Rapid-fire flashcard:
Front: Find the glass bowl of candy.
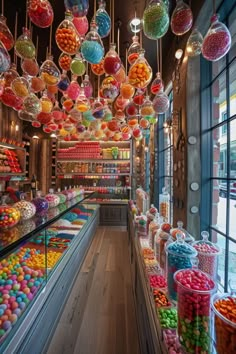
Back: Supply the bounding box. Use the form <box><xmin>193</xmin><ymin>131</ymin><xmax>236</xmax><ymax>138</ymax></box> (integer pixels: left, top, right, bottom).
<box><xmin>13</xmin><ymin>196</ymin><xmax>36</xmax><ymax>220</ymax></box>
<box><xmin>0</xmin><ymin>196</ymin><xmax>21</xmax><ymax>229</ymax></box>
<box><xmin>45</xmin><ymin>189</ymin><xmax>60</xmax><ymax>208</ymax></box>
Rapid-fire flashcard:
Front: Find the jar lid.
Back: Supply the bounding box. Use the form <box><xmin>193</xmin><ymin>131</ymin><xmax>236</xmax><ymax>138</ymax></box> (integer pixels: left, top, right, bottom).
<box><xmin>166</xmin><ymin>233</ymin><xmax>197</xmax><ymax>257</ymax></box>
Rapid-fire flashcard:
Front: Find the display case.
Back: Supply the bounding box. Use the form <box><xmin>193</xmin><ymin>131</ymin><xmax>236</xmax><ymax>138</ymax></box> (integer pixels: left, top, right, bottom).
<box><xmin>0</xmin><ymin>192</ymin><xmax>99</xmax><ymax>353</ymax></box>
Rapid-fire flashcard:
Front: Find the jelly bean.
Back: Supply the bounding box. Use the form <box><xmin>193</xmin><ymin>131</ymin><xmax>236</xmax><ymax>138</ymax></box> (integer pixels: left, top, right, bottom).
<box><xmin>158</xmin><ymin>308</ymin><xmax>177</xmax><ymax>329</ymax></box>
<box><xmin>153</xmin><ymin>289</ymin><xmax>171</xmax><ymax>308</ymax></box>
<box><xmin>56</xmin><ymin>26</ymin><xmax>80</xmax><ymax>55</ymax></box>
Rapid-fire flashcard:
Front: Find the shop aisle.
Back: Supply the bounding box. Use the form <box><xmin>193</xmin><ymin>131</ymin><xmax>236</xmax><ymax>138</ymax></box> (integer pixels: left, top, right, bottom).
<box><xmin>47</xmin><ymin>226</ymin><xmax>140</xmax><ymax>354</ymax></box>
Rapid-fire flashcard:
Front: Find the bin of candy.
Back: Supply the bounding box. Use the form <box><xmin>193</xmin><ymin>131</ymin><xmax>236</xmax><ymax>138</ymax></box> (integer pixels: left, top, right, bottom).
<box><xmin>153</xmin><ymin>289</ymin><xmax>171</xmax><ymax>308</ymax></box>
<box><xmin>174</xmin><ymin>268</ymin><xmax>216</xmax><ymax>354</ymax></box>
<box><xmin>157</xmin><ymin>307</ymin><xmax>178</xmax><ymax>329</ymax></box>
<box><xmin>45</xmin><ymin>189</ymin><xmax>60</xmax><ymax>208</ymax></box>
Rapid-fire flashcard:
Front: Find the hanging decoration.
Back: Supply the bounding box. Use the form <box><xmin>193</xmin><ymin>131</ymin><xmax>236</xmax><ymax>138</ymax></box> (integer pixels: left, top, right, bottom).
<box><xmin>151</xmin><ymin>41</ymin><xmax>164</xmax><ymax>95</ymax></box>
<box><xmin>27</xmin><ymin>0</ymin><xmax>54</xmax><ymax>28</ymax></box>
<box><xmin>58</xmin><ymin>52</ymin><xmax>72</xmax><ymax>72</ymax></box>
<box><xmin>80</xmin><ymin>20</ymin><xmax>104</xmax><ymax>64</ymax></box>
<box><xmin>57</xmin><ymin>72</ymin><xmax>70</xmax><ymax>92</ymax></box>
<box><xmin>39</xmin><ymin>56</ymin><xmax>61</xmax><ymax>85</ymax></box>
<box><xmin>153</xmin><ymin>88</ymin><xmax>170</xmax><ymax>113</ymax></box>
<box><xmin>0</xmin><ymin>14</ymin><xmax>14</xmax><ymax>50</ymax></box>
<box><xmin>0</xmin><ymin>40</ymin><xmax>10</xmax><ymax>72</ymax></box>
<box><xmin>104</xmin><ymin>43</ymin><xmax>121</xmax><ymax>75</ymax></box>
<box><xmin>96</xmin><ymin>0</ymin><xmax>111</xmax><ymax>38</ymax></box>
<box><xmin>23</xmin><ymin>93</ymin><xmax>42</xmax><ymax>115</ymax></box>
<box><xmin>202</xmin><ymin>13</ymin><xmax>231</xmax><ymax>62</ymax></box>
<box><xmin>140</xmin><ymin>95</ymin><xmax>155</xmax><ymax>118</ymax></box>
<box><xmin>100</xmin><ymin>75</ymin><xmax>119</xmax><ymax>100</ymax></box>
<box><xmin>128</xmin><ymin>49</ymin><xmax>152</xmax><ymax>89</ymax></box>
<box><xmin>64</xmin><ymin>0</ymin><xmax>89</xmax><ymax>17</ymax></box>
<box><xmin>11</xmin><ymin>76</ymin><xmax>29</xmax><ymax>98</ymax></box>
<box><xmin>82</xmin><ymin>74</ymin><xmax>93</xmax><ymax>98</ymax></box>
<box><xmin>120</xmin><ymin>81</ymin><xmax>135</xmax><ymax>99</ymax></box>
<box><xmin>171</xmin><ymin>0</ymin><xmax>193</xmax><ymax>36</ymax></box>
<box><xmin>15</xmin><ymin>28</ymin><xmax>36</xmax><ymax>59</ymax></box>
<box><xmin>73</xmin><ymin>16</ymin><xmax>89</xmax><ymax>36</ymax></box>
<box><xmin>67</xmin><ymin>77</ymin><xmax>81</xmax><ymax>100</ymax></box>
<box><xmin>91</xmin><ymin>59</ymin><xmax>105</xmax><ymax>76</ymax></box>
<box><xmin>186</xmin><ymin>28</ymin><xmax>203</xmax><ymax>57</ymax></box>
<box><xmin>55</xmin><ymin>11</ymin><xmax>81</xmax><ymax>55</ymax></box>
<box><xmin>143</xmin><ymin>0</ymin><xmax>169</xmax><ymax>40</ymax></box>
<box><xmin>70</xmin><ymin>53</ymin><xmax>86</xmax><ymax>75</ymax></box>
<box><xmin>21</xmin><ymin>58</ymin><xmax>39</xmax><ymax>77</ymax></box>
<box><xmin>127</xmin><ymin>35</ymin><xmax>141</xmax><ymax>65</ymax></box>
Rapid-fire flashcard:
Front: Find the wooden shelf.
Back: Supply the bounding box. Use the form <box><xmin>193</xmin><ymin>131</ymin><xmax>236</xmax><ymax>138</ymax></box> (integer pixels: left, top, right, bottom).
<box><xmin>0</xmin><ymin>142</ymin><xmax>25</xmax><ymax>151</ymax></box>
<box><xmin>57</xmin><ymin>173</ymin><xmax>131</xmax><ymax>177</ymax></box>
<box><xmin>57</xmin><ymin>159</ymin><xmax>130</xmax><ymax>162</ymax></box>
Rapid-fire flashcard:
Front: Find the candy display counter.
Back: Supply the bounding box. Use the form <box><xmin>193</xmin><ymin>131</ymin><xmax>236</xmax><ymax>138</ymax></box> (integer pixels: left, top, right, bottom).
<box><xmin>0</xmin><ymin>192</ymin><xmax>99</xmax><ymax>353</ymax></box>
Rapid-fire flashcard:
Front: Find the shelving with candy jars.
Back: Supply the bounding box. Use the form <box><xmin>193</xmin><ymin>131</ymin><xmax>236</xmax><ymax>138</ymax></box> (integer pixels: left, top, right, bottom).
<box><xmin>0</xmin><ymin>142</ymin><xmax>26</xmax><ymax>176</ymax></box>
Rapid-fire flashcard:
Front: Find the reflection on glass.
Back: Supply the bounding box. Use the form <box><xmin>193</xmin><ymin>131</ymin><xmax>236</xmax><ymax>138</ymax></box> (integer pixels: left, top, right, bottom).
<box><xmin>212</xmin><ymin>180</ymin><xmax>226</xmax><ymax>234</ymax></box>
<box><xmin>229</xmin><ymin>6</ymin><xmax>236</xmax><ymax>62</ymax></box>
<box><xmin>230</xmin><ymin>121</ymin><xmax>236</xmax><ymax>178</ymax></box>
<box><xmin>228</xmin><ymin>240</ymin><xmax>236</xmax><ymax>288</ymax></box>
<box><xmin>213</xmin><ymin>126</ymin><xmax>227</xmax><ymax>178</ymax></box>
<box><xmin>229</xmin><ymin>185</ymin><xmax>236</xmax><ymax>239</ymax></box>
<box><xmin>215</xmin><ymin>232</ymin><xmax>226</xmax><ymax>287</ymax></box>
<box><xmin>229</xmin><ymin>61</ymin><xmax>236</xmax><ymax>116</ymax></box>
<box><xmin>211</xmin><ymin>72</ymin><xmax>226</xmax><ymax>128</ymax></box>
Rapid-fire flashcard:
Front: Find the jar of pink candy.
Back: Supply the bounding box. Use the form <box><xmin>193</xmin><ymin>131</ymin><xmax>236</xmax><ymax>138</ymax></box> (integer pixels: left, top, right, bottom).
<box><xmin>45</xmin><ymin>189</ymin><xmax>60</xmax><ymax>208</ymax></box>
<box><xmin>193</xmin><ymin>231</ymin><xmax>221</xmax><ymax>280</ymax></box>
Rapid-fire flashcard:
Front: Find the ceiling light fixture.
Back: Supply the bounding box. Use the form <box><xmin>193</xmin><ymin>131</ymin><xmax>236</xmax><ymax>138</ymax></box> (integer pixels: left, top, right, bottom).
<box><xmin>50</xmin><ymin>133</ymin><xmax>57</xmax><ymax>138</ymax></box>
<box><xmin>32</xmin><ymin>135</ymin><xmax>40</xmax><ymax>139</ymax></box>
<box><xmin>129</xmin><ymin>12</ymin><xmax>142</xmax><ymax>33</ymax></box>
<box><xmin>175</xmin><ymin>49</ymin><xmax>183</xmax><ymax>60</ymax></box>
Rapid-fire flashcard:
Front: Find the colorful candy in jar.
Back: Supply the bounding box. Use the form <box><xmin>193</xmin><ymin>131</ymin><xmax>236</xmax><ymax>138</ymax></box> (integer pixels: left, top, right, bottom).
<box><xmin>133</xmin><ymin>127</ymin><xmax>143</xmax><ymax>140</ymax></box>
<box><xmin>128</xmin><ymin>49</ymin><xmax>152</xmax><ymax>89</ymax></box>
<box><xmin>56</xmin><ymin>193</ymin><xmax>67</xmax><ymax>204</ymax></box>
<box><xmin>57</xmin><ymin>73</ymin><xmax>70</xmax><ymax>92</ymax></box>
<box><xmin>0</xmin><ymin>40</ymin><xmax>11</xmax><ymax>73</ymax></box>
<box><xmin>67</xmin><ymin>79</ymin><xmax>80</xmax><ymax>101</ymax></box>
<box><xmin>133</xmin><ymin>89</ymin><xmax>145</xmax><ymax>105</ymax></box>
<box><xmin>70</xmin><ymin>54</ymin><xmax>86</xmax><ymax>76</ymax></box>
<box><xmin>37</xmin><ymin>112</ymin><xmax>52</xmax><ymax>124</ymax></box>
<box><xmin>202</xmin><ymin>14</ymin><xmax>231</xmax><ymax>61</ymax></box>
<box><xmin>126</xmin><ymin>102</ymin><xmax>138</xmax><ymax>117</ymax></box>
<box><xmin>166</xmin><ymin>234</ymin><xmax>197</xmax><ymax>301</ymax></box>
<box><xmin>73</xmin><ymin>16</ymin><xmax>88</xmax><ymax>36</ymax></box>
<box><xmin>61</xmin><ymin>97</ymin><xmax>74</xmax><ymax>112</ymax></box>
<box><xmin>64</xmin><ymin>0</ymin><xmax>89</xmax><ymax>17</ymax></box>
<box><xmin>113</xmin><ymin>65</ymin><xmax>126</xmax><ymax>83</ymax></box>
<box><xmin>1</xmin><ymin>87</ymin><xmax>23</xmax><ymax>109</ymax></box>
<box><xmin>15</xmin><ymin>28</ymin><xmax>36</xmax><ymax>59</ymax></box>
<box><xmin>158</xmin><ymin>308</ymin><xmax>177</xmax><ymax>329</ymax></box>
<box><xmin>18</xmin><ymin>110</ymin><xmax>36</xmax><ymax>122</ymax></box>
<box><xmin>13</xmin><ymin>198</ymin><xmax>36</xmax><ymax>220</ymax></box>
<box><xmin>91</xmin><ymin>59</ymin><xmax>105</xmax><ymax>76</ymax></box>
<box><xmin>0</xmin><ymin>15</ymin><xmax>14</xmax><ymax>50</ymax></box>
<box><xmin>82</xmin><ymin>75</ymin><xmax>93</xmax><ymax>98</ymax></box>
<box><xmin>174</xmin><ymin>268</ymin><xmax>216</xmax><ymax>354</ymax></box>
<box><xmin>39</xmin><ymin>56</ymin><xmax>61</xmax><ymax>85</ymax></box>
<box><xmin>96</xmin><ymin>0</ymin><xmax>111</xmax><ymax>38</ymax></box>
<box><xmin>23</xmin><ymin>93</ymin><xmax>42</xmax><ymax>115</ymax></box>
<box><xmin>171</xmin><ymin>0</ymin><xmax>193</xmax><ymax>36</ymax></box>
<box><xmin>153</xmin><ymin>289</ymin><xmax>171</xmax><ymax>308</ymax></box>
<box><xmin>3</xmin><ymin>65</ymin><xmax>19</xmax><ymax>87</ymax></box>
<box><xmin>103</xmin><ymin>43</ymin><xmax>121</xmax><ymax>75</ymax></box>
<box><xmin>56</xmin><ymin>12</ymin><xmax>81</xmax><ymax>56</ymax></box>
<box><xmin>58</xmin><ymin>53</ymin><xmax>72</xmax><ymax>72</ymax></box>
<box><xmin>75</xmin><ymin>87</ymin><xmax>90</xmax><ymax>112</ymax></box>
<box><xmin>153</xmin><ymin>89</ymin><xmax>170</xmax><ymax>114</ymax></box>
<box><xmin>100</xmin><ymin>76</ymin><xmax>119</xmax><ymax>100</ymax></box>
<box><xmin>11</xmin><ymin>77</ymin><xmax>29</xmax><ymax>98</ymax></box>
<box><xmin>115</xmin><ymin>95</ymin><xmax>129</xmax><ymax>111</ymax></box>
<box><xmin>193</xmin><ymin>231</ymin><xmax>221</xmax><ymax>279</ymax></box>
<box><xmin>140</xmin><ymin>96</ymin><xmax>155</xmax><ymax>117</ymax></box>
<box><xmin>0</xmin><ymin>197</ymin><xmax>21</xmax><ymax>229</ymax></box>
<box><xmin>40</xmin><ymin>95</ymin><xmax>53</xmax><ymax>113</ymax></box>
<box><xmin>212</xmin><ymin>294</ymin><xmax>236</xmax><ymax>354</ymax></box>
<box><xmin>80</xmin><ymin>20</ymin><xmax>104</xmax><ymax>64</ymax></box>
<box><xmin>27</xmin><ymin>0</ymin><xmax>54</xmax><ymax>28</ymax></box>
<box><xmin>21</xmin><ymin>58</ymin><xmax>39</xmax><ymax>77</ymax></box>
<box><xmin>31</xmin><ymin>192</ymin><xmax>49</xmax><ymax>214</ymax></box>
<box><xmin>143</xmin><ymin>0</ymin><xmax>170</xmax><ymax>40</ymax></box>
<box><xmin>115</xmin><ymin>109</ymin><xmax>126</xmax><ymax>122</ymax></box>
<box><xmin>45</xmin><ymin>189</ymin><xmax>60</xmax><ymax>208</ymax></box>
<box><xmin>127</xmin><ymin>35</ymin><xmax>141</xmax><ymax>65</ymax></box>
<box><xmin>151</xmin><ymin>72</ymin><xmax>164</xmax><ymax>95</ymax></box>
<box><xmin>92</xmin><ymin>99</ymin><xmax>104</xmax><ymax>119</ymax></box>
<box><xmin>31</xmin><ymin>77</ymin><xmax>46</xmax><ymax>93</ymax></box>
<box><xmin>120</xmin><ymin>81</ymin><xmax>135</xmax><ymax>99</ymax></box>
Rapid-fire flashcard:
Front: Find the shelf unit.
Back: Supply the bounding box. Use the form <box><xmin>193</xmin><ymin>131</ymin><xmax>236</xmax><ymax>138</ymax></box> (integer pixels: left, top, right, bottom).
<box><xmin>0</xmin><ymin>142</ymin><xmax>26</xmax><ymax>185</ymax></box>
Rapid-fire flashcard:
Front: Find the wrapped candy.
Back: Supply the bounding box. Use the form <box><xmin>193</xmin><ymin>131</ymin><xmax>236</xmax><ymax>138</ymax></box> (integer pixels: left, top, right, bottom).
<box><xmin>39</xmin><ymin>56</ymin><xmax>61</xmax><ymax>85</ymax></box>
<box><xmin>202</xmin><ymin>14</ymin><xmax>231</xmax><ymax>62</ymax></box>
<box><xmin>186</xmin><ymin>28</ymin><xmax>203</xmax><ymax>57</ymax></box>
<box><xmin>23</xmin><ymin>93</ymin><xmax>42</xmax><ymax>115</ymax></box>
<box><xmin>11</xmin><ymin>76</ymin><xmax>29</xmax><ymax>98</ymax></box>
<box><xmin>56</xmin><ymin>11</ymin><xmax>81</xmax><ymax>55</ymax></box>
<box><xmin>96</xmin><ymin>0</ymin><xmax>111</xmax><ymax>38</ymax></box>
<box><xmin>27</xmin><ymin>0</ymin><xmax>54</xmax><ymax>28</ymax></box>
<box><xmin>143</xmin><ymin>0</ymin><xmax>169</xmax><ymax>40</ymax></box>
<box><xmin>120</xmin><ymin>81</ymin><xmax>135</xmax><ymax>99</ymax></box>
<box><xmin>153</xmin><ymin>89</ymin><xmax>170</xmax><ymax>114</ymax></box>
<box><xmin>127</xmin><ymin>36</ymin><xmax>141</xmax><ymax>65</ymax></box>
<box><xmin>171</xmin><ymin>0</ymin><xmax>193</xmax><ymax>36</ymax></box>
<box><xmin>0</xmin><ymin>15</ymin><xmax>14</xmax><ymax>50</ymax></box>
<box><xmin>70</xmin><ymin>53</ymin><xmax>86</xmax><ymax>76</ymax></box>
<box><xmin>67</xmin><ymin>78</ymin><xmax>80</xmax><ymax>100</ymax></box>
<box><xmin>0</xmin><ymin>41</ymin><xmax>11</xmax><ymax>73</ymax></box>
<box><xmin>91</xmin><ymin>59</ymin><xmax>105</xmax><ymax>76</ymax></box>
<box><xmin>73</xmin><ymin>16</ymin><xmax>89</xmax><ymax>36</ymax></box>
<box><xmin>128</xmin><ymin>49</ymin><xmax>152</xmax><ymax>89</ymax></box>
<box><xmin>80</xmin><ymin>20</ymin><xmax>104</xmax><ymax>64</ymax></box>
<box><xmin>15</xmin><ymin>27</ymin><xmax>36</xmax><ymax>59</ymax></box>
<box><xmin>151</xmin><ymin>72</ymin><xmax>164</xmax><ymax>95</ymax></box>
<box><xmin>64</xmin><ymin>0</ymin><xmax>89</xmax><ymax>17</ymax></box>
<box><xmin>21</xmin><ymin>58</ymin><xmax>39</xmax><ymax>77</ymax></box>
<box><xmin>82</xmin><ymin>74</ymin><xmax>93</xmax><ymax>98</ymax></box>
<box><xmin>57</xmin><ymin>72</ymin><xmax>70</xmax><ymax>92</ymax></box>
<box><xmin>58</xmin><ymin>52</ymin><xmax>72</xmax><ymax>71</ymax></box>
<box><xmin>104</xmin><ymin>43</ymin><xmax>121</xmax><ymax>75</ymax></box>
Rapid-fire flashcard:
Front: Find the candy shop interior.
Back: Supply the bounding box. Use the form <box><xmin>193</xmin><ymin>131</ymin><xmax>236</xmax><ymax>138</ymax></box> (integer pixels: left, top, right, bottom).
<box><xmin>0</xmin><ymin>0</ymin><xmax>235</xmax><ymax>353</ymax></box>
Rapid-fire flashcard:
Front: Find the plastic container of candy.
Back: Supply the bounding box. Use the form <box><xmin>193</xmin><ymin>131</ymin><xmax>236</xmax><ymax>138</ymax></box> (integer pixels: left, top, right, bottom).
<box><xmin>157</xmin><ymin>307</ymin><xmax>178</xmax><ymax>329</ymax></box>
<box><xmin>80</xmin><ymin>20</ymin><xmax>104</xmax><ymax>64</ymax></box>
<box><xmin>95</xmin><ymin>0</ymin><xmax>111</xmax><ymax>38</ymax></box>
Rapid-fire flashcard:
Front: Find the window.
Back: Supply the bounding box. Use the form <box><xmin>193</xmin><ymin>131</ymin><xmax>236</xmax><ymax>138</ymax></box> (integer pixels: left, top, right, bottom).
<box><xmin>201</xmin><ymin>1</ymin><xmax>236</xmax><ymax>292</ymax></box>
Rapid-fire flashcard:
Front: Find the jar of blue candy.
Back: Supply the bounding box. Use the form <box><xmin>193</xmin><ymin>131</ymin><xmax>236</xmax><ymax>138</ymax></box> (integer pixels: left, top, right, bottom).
<box><xmin>96</xmin><ymin>0</ymin><xmax>111</xmax><ymax>38</ymax></box>
<box><xmin>166</xmin><ymin>233</ymin><xmax>197</xmax><ymax>301</ymax></box>
<box><xmin>31</xmin><ymin>191</ymin><xmax>49</xmax><ymax>215</ymax></box>
<box><xmin>80</xmin><ymin>20</ymin><xmax>104</xmax><ymax>64</ymax></box>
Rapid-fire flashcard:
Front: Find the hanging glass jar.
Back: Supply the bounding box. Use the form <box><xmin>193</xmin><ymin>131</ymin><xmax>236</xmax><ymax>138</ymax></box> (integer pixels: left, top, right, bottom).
<box><xmin>56</xmin><ymin>11</ymin><xmax>81</xmax><ymax>55</ymax></box>
<box><xmin>104</xmin><ymin>43</ymin><xmax>121</xmax><ymax>75</ymax></box>
<box><xmin>186</xmin><ymin>28</ymin><xmax>203</xmax><ymax>57</ymax></box>
<box><xmin>21</xmin><ymin>58</ymin><xmax>39</xmax><ymax>77</ymax></box>
<box><xmin>11</xmin><ymin>76</ymin><xmax>29</xmax><ymax>98</ymax></box>
<box><xmin>37</xmin><ymin>111</ymin><xmax>52</xmax><ymax>124</ymax></box>
<box><xmin>0</xmin><ymin>15</ymin><xmax>14</xmax><ymax>50</ymax></box>
<box><xmin>18</xmin><ymin>110</ymin><xmax>36</xmax><ymax>122</ymax></box>
<box><xmin>151</xmin><ymin>72</ymin><xmax>164</xmax><ymax>95</ymax></box>
<box><xmin>39</xmin><ymin>55</ymin><xmax>61</xmax><ymax>85</ymax></box>
<box><xmin>127</xmin><ymin>35</ymin><xmax>141</xmax><ymax>65</ymax></box>
<box><xmin>153</xmin><ymin>88</ymin><xmax>170</xmax><ymax>114</ymax></box>
<box><xmin>73</xmin><ymin>16</ymin><xmax>89</xmax><ymax>36</ymax></box>
<box><xmin>15</xmin><ymin>27</ymin><xmax>36</xmax><ymax>59</ymax></box>
<box><xmin>80</xmin><ymin>20</ymin><xmax>104</xmax><ymax>64</ymax></box>
<box><xmin>92</xmin><ymin>98</ymin><xmax>104</xmax><ymax>119</ymax></box>
<box><xmin>82</xmin><ymin>74</ymin><xmax>93</xmax><ymax>98</ymax></box>
<box><xmin>31</xmin><ymin>77</ymin><xmax>46</xmax><ymax>93</ymax></box>
<box><xmin>113</xmin><ymin>65</ymin><xmax>126</xmax><ymax>83</ymax></box>
<box><xmin>23</xmin><ymin>93</ymin><xmax>42</xmax><ymax>115</ymax></box>
<box><xmin>202</xmin><ymin>14</ymin><xmax>231</xmax><ymax>62</ymax></box>
<box><xmin>143</xmin><ymin>0</ymin><xmax>169</xmax><ymax>40</ymax></box>
<box><xmin>100</xmin><ymin>75</ymin><xmax>119</xmax><ymax>100</ymax></box>
<box><xmin>40</xmin><ymin>92</ymin><xmax>53</xmax><ymax>113</ymax></box>
<box><xmin>57</xmin><ymin>72</ymin><xmax>70</xmax><ymax>92</ymax></box>
<box><xmin>75</xmin><ymin>85</ymin><xmax>90</xmax><ymax>112</ymax></box>
<box><xmin>27</xmin><ymin>0</ymin><xmax>54</xmax><ymax>28</ymax></box>
<box><xmin>133</xmin><ymin>88</ymin><xmax>145</xmax><ymax>105</ymax></box>
<box><xmin>128</xmin><ymin>49</ymin><xmax>152</xmax><ymax>89</ymax></box>
<box><xmin>140</xmin><ymin>95</ymin><xmax>155</xmax><ymax>118</ymax></box>
<box><xmin>91</xmin><ymin>58</ymin><xmax>105</xmax><ymax>76</ymax></box>
<box><xmin>126</xmin><ymin>102</ymin><xmax>138</xmax><ymax>117</ymax></box>
<box><xmin>67</xmin><ymin>77</ymin><xmax>80</xmax><ymax>100</ymax></box>
<box><xmin>1</xmin><ymin>87</ymin><xmax>23</xmax><ymax>109</ymax></box>
<box><xmin>96</xmin><ymin>0</ymin><xmax>111</xmax><ymax>38</ymax></box>
<box><xmin>70</xmin><ymin>53</ymin><xmax>86</xmax><ymax>76</ymax></box>
<box><xmin>64</xmin><ymin>0</ymin><xmax>89</xmax><ymax>17</ymax></box>
<box><xmin>171</xmin><ymin>0</ymin><xmax>193</xmax><ymax>36</ymax></box>
<box><xmin>120</xmin><ymin>81</ymin><xmax>135</xmax><ymax>99</ymax></box>
<box><xmin>3</xmin><ymin>64</ymin><xmax>19</xmax><ymax>87</ymax></box>
<box><xmin>115</xmin><ymin>95</ymin><xmax>129</xmax><ymax>111</ymax></box>
<box><xmin>0</xmin><ymin>40</ymin><xmax>11</xmax><ymax>73</ymax></box>
<box><xmin>58</xmin><ymin>52</ymin><xmax>72</xmax><ymax>72</ymax></box>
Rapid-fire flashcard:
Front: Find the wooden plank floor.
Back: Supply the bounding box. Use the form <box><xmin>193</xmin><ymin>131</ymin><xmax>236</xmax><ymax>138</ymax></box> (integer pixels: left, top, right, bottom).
<box><xmin>47</xmin><ymin>226</ymin><xmax>140</xmax><ymax>354</ymax></box>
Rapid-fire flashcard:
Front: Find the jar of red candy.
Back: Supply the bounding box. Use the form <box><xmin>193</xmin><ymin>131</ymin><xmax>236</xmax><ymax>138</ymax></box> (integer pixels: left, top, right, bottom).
<box><xmin>171</xmin><ymin>0</ymin><xmax>193</xmax><ymax>36</ymax></box>
<box><xmin>27</xmin><ymin>0</ymin><xmax>54</xmax><ymax>28</ymax></box>
<box><xmin>193</xmin><ymin>231</ymin><xmax>221</xmax><ymax>280</ymax></box>
<box><xmin>151</xmin><ymin>72</ymin><xmax>164</xmax><ymax>95</ymax></box>
<box><xmin>0</xmin><ymin>14</ymin><xmax>14</xmax><ymax>50</ymax></box>
<box><xmin>127</xmin><ymin>35</ymin><xmax>141</xmax><ymax>65</ymax></box>
<box><xmin>0</xmin><ymin>196</ymin><xmax>21</xmax><ymax>229</ymax></box>
<box><xmin>212</xmin><ymin>290</ymin><xmax>236</xmax><ymax>354</ymax></box>
<box><xmin>55</xmin><ymin>11</ymin><xmax>81</xmax><ymax>55</ymax></box>
<box><xmin>174</xmin><ymin>268</ymin><xmax>216</xmax><ymax>354</ymax></box>
<box><xmin>153</xmin><ymin>89</ymin><xmax>170</xmax><ymax>114</ymax></box>
<box><xmin>128</xmin><ymin>49</ymin><xmax>152</xmax><ymax>89</ymax></box>
<box><xmin>104</xmin><ymin>43</ymin><xmax>121</xmax><ymax>76</ymax></box>
<box><xmin>202</xmin><ymin>13</ymin><xmax>231</xmax><ymax>62</ymax></box>
<box><xmin>21</xmin><ymin>58</ymin><xmax>39</xmax><ymax>77</ymax></box>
